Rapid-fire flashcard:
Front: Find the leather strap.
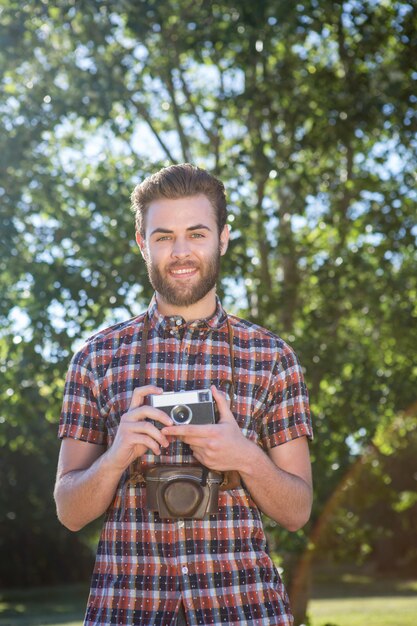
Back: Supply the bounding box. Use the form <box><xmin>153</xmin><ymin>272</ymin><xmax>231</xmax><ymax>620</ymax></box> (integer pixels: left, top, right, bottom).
<box><xmin>139</xmin><ymin>313</ymin><xmax>150</xmax><ymax>388</ymax></box>
<box><xmin>176</xmin><ymin>602</ymin><xmax>187</xmax><ymax>626</ymax></box>
<box><xmin>139</xmin><ymin>313</ymin><xmax>236</xmax><ymax>404</ymax></box>
<box><xmin>136</xmin><ymin>310</ymin><xmax>241</xmax><ymax>491</ymax></box>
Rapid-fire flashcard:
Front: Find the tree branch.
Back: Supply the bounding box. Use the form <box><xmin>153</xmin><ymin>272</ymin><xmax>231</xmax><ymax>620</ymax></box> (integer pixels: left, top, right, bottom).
<box><xmin>130</xmin><ymin>98</ymin><xmax>177</xmax><ymax>163</ymax></box>
<box><xmin>165</xmin><ymin>67</ymin><xmax>192</xmax><ymax>163</ymax></box>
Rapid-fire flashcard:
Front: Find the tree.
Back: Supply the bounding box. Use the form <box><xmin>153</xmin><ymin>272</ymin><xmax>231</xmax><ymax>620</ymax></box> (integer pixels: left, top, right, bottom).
<box><xmin>1</xmin><ymin>0</ymin><xmax>416</xmax><ymax>619</ymax></box>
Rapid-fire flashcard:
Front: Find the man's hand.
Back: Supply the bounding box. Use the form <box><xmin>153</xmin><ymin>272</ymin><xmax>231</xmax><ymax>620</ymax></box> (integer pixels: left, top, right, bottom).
<box><xmin>107</xmin><ymin>385</ymin><xmax>173</xmax><ymax>472</ymax></box>
<box><xmin>54</xmin><ymin>385</ymin><xmax>173</xmax><ymax>532</ymax></box>
<box><xmin>161</xmin><ymin>385</ymin><xmax>253</xmax><ymax>472</ymax></box>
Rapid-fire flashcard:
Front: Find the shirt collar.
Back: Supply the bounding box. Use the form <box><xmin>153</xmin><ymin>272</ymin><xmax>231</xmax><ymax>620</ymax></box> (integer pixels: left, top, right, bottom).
<box><xmin>147</xmin><ymin>293</ymin><xmax>227</xmax><ymax>338</ymax></box>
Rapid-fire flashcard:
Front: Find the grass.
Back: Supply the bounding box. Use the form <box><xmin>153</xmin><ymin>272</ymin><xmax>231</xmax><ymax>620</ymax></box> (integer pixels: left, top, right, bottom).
<box><xmin>0</xmin><ymin>573</ymin><xmax>416</xmax><ymax>625</ymax></box>
<box><xmin>0</xmin><ymin>585</ymin><xmax>87</xmax><ymax>626</ymax></box>
<box><xmin>309</xmin><ymin>570</ymin><xmax>417</xmax><ymax>626</ymax></box>
<box><xmin>310</xmin><ymin>595</ymin><xmax>417</xmax><ymax>626</ymax></box>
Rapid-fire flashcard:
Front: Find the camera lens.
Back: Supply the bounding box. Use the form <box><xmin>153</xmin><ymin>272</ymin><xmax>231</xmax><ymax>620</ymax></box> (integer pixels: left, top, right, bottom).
<box><xmin>171</xmin><ymin>404</ymin><xmax>192</xmax><ymax>425</ymax></box>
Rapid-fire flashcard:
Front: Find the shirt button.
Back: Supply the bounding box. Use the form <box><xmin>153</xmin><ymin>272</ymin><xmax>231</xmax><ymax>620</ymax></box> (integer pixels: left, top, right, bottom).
<box><xmin>182</xmin><ymin>566</ymin><xmax>189</xmax><ymax>575</ymax></box>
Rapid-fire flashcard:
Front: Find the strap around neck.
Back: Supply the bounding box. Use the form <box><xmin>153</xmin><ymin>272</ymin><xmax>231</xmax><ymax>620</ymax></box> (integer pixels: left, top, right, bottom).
<box><xmin>139</xmin><ymin>313</ymin><xmax>236</xmax><ymax>410</ymax></box>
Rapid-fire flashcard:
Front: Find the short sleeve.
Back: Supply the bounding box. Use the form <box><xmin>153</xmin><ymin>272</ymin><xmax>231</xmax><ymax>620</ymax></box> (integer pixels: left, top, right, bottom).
<box><xmin>58</xmin><ymin>344</ymin><xmax>107</xmax><ymax>446</ymax></box>
<box><xmin>259</xmin><ymin>344</ymin><xmax>313</xmax><ymax>449</ymax></box>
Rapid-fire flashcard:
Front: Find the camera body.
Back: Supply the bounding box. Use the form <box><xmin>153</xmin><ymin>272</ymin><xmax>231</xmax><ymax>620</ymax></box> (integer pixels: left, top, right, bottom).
<box><xmin>148</xmin><ymin>388</ymin><xmax>216</xmax><ymax>427</ymax></box>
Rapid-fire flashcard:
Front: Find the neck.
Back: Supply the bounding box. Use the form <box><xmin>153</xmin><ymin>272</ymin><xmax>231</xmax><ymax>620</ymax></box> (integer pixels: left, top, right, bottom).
<box><xmin>155</xmin><ymin>289</ymin><xmax>217</xmax><ymax>322</ymax></box>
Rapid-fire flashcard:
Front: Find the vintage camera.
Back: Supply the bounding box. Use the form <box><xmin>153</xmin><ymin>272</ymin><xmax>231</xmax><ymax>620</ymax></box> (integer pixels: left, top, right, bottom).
<box><xmin>145</xmin><ymin>389</ymin><xmax>220</xmax><ymax>518</ymax></box>
<box><xmin>148</xmin><ymin>388</ymin><xmax>216</xmax><ymax>428</ymax></box>
<box><xmin>145</xmin><ymin>464</ymin><xmax>223</xmax><ymax>519</ymax></box>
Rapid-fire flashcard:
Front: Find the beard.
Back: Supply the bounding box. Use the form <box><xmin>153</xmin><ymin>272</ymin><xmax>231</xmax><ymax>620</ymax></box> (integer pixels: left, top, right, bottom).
<box><xmin>145</xmin><ymin>246</ymin><xmax>221</xmax><ymax>308</ymax></box>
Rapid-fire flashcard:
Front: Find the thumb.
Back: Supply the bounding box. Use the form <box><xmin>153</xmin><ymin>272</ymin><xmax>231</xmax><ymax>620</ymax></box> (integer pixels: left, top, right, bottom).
<box><xmin>211</xmin><ymin>385</ymin><xmax>234</xmax><ymax>422</ymax></box>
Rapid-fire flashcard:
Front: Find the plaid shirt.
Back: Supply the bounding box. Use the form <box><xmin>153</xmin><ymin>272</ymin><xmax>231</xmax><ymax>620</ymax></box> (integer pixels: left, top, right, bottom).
<box><xmin>59</xmin><ymin>295</ymin><xmax>312</xmax><ymax>626</ymax></box>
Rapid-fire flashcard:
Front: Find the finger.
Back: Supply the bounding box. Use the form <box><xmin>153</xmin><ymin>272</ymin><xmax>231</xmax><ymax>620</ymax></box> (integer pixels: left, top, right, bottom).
<box><xmin>161</xmin><ymin>424</ymin><xmax>213</xmax><ymax>438</ymax></box>
<box><xmin>188</xmin><ymin>442</ymin><xmax>207</xmax><ymax>456</ymax></box>
<box><xmin>132</xmin><ymin>434</ymin><xmax>163</xmax><ymax>456</ymax></box>
<box><xmin>124</xmin><ymin>420</ymin><xmax>171</xmax><ymax>449</ymax></box>
<box><xmin>151</xmin><ymin>409</ymin><xmax>174</xmax><ymax>429</ymax></box>
<box><xmin>211</xmin><ymin>385</ymin><xmax>234</xmax><ymax>422</ymax></box>
<box><xmin>123</xmin><ymin>405</ymin><xmax>172</xmax><ymax>427</ymax></box>
<box><xmin>128</xmin><ymin>385</ymin><xmax>163</xmax><ymax>411</ymax></box>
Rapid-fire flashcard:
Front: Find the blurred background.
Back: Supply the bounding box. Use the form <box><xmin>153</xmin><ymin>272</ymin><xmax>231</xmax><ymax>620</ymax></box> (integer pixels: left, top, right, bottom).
<box><xmin>1</xmin><ymin>1</ymin><xmax>416</xmax><ymax>625</ymax></box>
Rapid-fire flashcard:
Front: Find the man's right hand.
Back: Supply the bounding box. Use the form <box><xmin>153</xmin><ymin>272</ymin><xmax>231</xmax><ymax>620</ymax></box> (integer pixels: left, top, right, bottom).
<box><xmin>54</xmin><ymin>385</ymin><xmax>173</xmax><ymax>531</ymax></box>
<box><xmin>107</xmin><ymin>385</ymin><xmax>173</xmax><ymax>472</ymax></box>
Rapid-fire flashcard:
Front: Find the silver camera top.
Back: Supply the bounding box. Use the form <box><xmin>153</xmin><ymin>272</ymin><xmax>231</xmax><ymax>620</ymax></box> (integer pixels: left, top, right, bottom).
<box><xmin>149</xmin><ymin>389</ymin><xmax>212</xmax><ymax>407</ymax></box>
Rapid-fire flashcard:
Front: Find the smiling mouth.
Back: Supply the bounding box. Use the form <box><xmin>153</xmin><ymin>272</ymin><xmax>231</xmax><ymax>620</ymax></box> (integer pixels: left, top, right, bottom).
<box><xmin>169</xmin><ymin>266</ymin><xmax>198</xmax><ymax>277</ymax></box>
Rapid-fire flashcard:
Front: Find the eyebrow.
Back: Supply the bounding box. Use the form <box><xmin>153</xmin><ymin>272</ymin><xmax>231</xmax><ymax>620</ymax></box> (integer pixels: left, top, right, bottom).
<box><xmin>150</xmin><ymin>224</ymin><xmax>212</xmax><ymax>236</ymax></box>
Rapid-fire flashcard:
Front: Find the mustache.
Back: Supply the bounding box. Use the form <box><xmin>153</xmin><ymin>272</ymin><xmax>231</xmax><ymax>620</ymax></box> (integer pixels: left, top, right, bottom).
<box><xmin>167</xmin><ymin>261</ymin><xmax>199</xmax><ymax>271</ymax></box>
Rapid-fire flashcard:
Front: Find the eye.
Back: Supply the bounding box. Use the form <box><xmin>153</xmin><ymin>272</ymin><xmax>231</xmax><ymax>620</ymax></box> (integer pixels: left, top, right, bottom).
<box><xmin>191</xmin><ymin>232</ymin><xmax>205</xmax><ymax>238</ymax></box>
<box><xmin>156</xmin><ymin>235</ymin><xmax>172</xmax><ymax>241</ymax></box>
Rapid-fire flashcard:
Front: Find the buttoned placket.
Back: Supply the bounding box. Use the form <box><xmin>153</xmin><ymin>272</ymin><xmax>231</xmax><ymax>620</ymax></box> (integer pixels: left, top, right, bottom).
<box><xmin>174</xmin><ymin>517</ymin><xmax>199</xmax><ymax>615</ymax></box>
<box><xmin>169</xmin><ymin>321</ymin><xmax>208</xmax><ymax>618</ymax></box>
<box><xmin>166</xmin><ymin>319</ymin><xmax>209</xmax><ymax>389</ymax></box>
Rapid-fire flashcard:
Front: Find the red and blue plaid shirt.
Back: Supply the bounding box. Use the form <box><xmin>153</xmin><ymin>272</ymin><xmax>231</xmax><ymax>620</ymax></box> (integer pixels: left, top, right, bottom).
<box><xmin>59</xmin><ymin>295</ymin><xmax>312</xmax><ymax>625</ymax></box>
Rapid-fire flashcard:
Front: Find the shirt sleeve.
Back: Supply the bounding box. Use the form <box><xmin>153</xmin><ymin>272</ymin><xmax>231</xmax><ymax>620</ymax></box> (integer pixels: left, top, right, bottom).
<box><xmin>259</xmin><ymin>342</ymin><xmax>313</xmax><ymax>449</ymax></box>
<box><xmin>58</xmin><ymin>343</ymin><xmax>107</xmax><ymax>446</ymax></box>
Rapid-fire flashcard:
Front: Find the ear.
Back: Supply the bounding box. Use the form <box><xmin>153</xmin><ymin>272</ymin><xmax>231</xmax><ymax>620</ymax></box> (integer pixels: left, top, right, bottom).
<box><xmin>219</xmin><ymin>224</ymin><xmax>230</xmax><ymax>256</ymax></box>
<box><xmin>135</xmin><ymin>231</ymin><xmax>148</xmax><ymax>260</ymax></box>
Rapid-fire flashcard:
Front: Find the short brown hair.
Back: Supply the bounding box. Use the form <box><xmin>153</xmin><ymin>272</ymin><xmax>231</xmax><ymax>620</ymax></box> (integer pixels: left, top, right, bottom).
<box><xmin>131</xmin><ymin>163</ymin><xmax>227</xmax><ymax>236</ymax></box>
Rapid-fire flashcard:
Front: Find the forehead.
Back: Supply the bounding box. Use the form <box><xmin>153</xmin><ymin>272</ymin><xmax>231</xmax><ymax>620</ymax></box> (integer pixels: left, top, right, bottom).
<box><xmin>145</xmin><ymin>195</ymin><xmax>217</xmax><ymax>234</ymax></box>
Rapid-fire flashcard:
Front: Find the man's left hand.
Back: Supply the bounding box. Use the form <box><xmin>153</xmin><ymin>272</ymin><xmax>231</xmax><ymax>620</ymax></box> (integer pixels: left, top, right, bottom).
<box><xmin>161</xmin><ymin>385</ymin><xmax>253</xmax><ymax>472</ymax></box>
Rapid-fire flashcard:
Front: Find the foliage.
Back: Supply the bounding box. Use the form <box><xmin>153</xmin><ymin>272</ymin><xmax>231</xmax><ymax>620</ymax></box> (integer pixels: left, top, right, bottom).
<box><xmin>313</xmin><ymin>411</ymin><xmax>417</xmax><ymax>575</ymax></box>
<box><xmin>1</xmin><ymin>0</ymin><xmax>416</xmax><ymax>590</ymax></box>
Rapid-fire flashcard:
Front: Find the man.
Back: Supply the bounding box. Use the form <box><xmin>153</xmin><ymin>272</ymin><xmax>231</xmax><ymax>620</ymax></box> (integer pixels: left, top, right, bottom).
<box><xmin>54</xmin><ymin>163</ymin><xmax>313</xmax><ymax>626</ymax></box>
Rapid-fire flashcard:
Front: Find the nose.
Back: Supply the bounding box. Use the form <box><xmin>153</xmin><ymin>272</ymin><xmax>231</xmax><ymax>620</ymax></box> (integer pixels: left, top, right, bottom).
<box><xmin>171</xmin><ymin>236</ymin><xmax>191</xmax><ymax>259</ymax></box>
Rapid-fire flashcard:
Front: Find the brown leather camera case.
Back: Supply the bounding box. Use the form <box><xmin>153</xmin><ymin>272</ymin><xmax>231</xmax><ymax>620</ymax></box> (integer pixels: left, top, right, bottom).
<box><xmin>145</xmin><ymin>464</ymin><xmax>223</xmax><ymax>519</ymax></box>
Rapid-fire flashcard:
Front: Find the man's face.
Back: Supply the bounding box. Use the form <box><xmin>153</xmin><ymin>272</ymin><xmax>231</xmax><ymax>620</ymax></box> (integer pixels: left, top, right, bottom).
<box><xmin>136</xmin><ymin>195</ymin><xmax>229</xmax><ymax>309</ymax></box>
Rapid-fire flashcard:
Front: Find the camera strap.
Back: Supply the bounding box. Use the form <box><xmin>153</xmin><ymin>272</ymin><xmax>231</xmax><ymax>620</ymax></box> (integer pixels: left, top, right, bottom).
<box><xmin>200</xmin><ymin>465</ymin><xmax>209</xmax><ymax>487</ymax></box>
<box><xmin>139</xmin><ymin>312</ymin><xmax>236</xmax><ymax>411</ymax></box>
<box><xmin>124</xmin><ymin>311</ymin><xmax>241</xmax><ymax>496</ymax></box>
